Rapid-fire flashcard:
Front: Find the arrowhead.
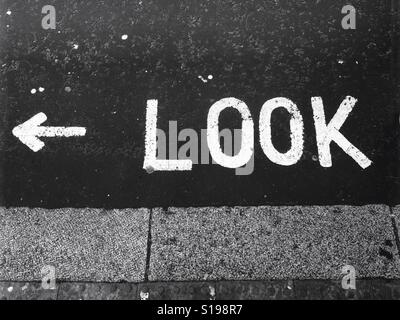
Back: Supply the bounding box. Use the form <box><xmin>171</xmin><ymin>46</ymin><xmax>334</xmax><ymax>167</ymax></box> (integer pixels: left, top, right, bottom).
<box><xmin>12</xmin><ymin>113</ymin><xmax>47</xmax><ymax>152</ymax></box>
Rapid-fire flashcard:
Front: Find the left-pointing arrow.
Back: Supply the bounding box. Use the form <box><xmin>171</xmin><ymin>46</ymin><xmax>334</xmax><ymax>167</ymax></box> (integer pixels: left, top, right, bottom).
<box><xmin>12</xmin><ymin>112</ymin><xmax>86</xmax><ymax>152</ymax></box>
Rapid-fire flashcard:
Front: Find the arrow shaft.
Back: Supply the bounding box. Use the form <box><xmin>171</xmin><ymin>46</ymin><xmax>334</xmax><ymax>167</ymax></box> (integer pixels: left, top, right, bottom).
<box><xmin>13</xmin><ymin>113</ymin><xmax>86</xmax><ymax>152</ymax></box>
<box><xmin>35</xmin><ymin>126</ymin><xmax>86</xmax><ymax>137</ymax></box>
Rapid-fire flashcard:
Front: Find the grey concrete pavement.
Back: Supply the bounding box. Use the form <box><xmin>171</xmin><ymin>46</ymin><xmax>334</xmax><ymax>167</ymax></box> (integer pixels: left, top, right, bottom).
<box><xmin>0</xmin><ymin>207</ymin><xmax>149</xmax><ymax>282</ymax></box>
<box><xmin>0</xmin><ymin>205</ymin><xmax>400</xmax><ymax>284</ymax></box>
<box><xmin>149</xmin><ymin>205</ymin><xmax>400</xmax><ymax>281</ymax></box>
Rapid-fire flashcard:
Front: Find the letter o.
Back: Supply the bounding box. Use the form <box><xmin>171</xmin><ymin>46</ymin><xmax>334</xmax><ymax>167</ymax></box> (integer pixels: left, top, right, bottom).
<box><xmin>207</xmin><ymin>98</ymin><xmax>254</xmax><ymax>168</ymax></box>
<box><xmin>259</xmin><ymin>97</ymin><xmax>304</xmax><ymax>166</ymax></box>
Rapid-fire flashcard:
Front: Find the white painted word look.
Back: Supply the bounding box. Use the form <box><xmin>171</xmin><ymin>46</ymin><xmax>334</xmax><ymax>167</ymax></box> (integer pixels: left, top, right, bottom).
<box><xmin>143</xmin><ymin>96</ymin><xmax>372</xmax><ymax>172</ymax></box>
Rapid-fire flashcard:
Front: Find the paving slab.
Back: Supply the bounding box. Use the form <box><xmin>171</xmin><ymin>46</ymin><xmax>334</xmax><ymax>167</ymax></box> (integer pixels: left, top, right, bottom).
<box><xmin>294</xmin><ymin>280</ymin><xmax>400</xmax><ymax>300</ymax></box>
<box><xmin>58</xmin><ymin>282</ymin><xmax>137</xmax><ymax>300</ymax></box>
<box><xmin>0</xmin><ymin>282</ymin><xmax>57</xmax><ymax>300</ymax></box>
<box><xmin>293</xmin><ymin>280</ymin><xmax>353</xmax><ymax>300</ymax></box>
<box><xmin>149</xmin><ymin>205</ymin><xmax>400</xmax><ymax>281</ymax></box>
<box><xmin>3</xmin><ymin>280</ymin><xmax>400</xmax><ymax>300</ymax></box>
<box><xmin>137</xmin><ymin>281</ymin><xmax>216</xmax><ymax>300</ymax></box>
<box><xmin>216</xmin><ymin>281</ymin><xmax>294</xmax><ymax>300</ymax></box>
<box><xmin>0</xmin><ymin>208</ymin><xmax>149</xmax><ymax>282</ymax></box>
<box><xmin>391</xmin><ymin>205</ymin><xmax>400</xmax><ymax>252</ymax></box>
<box><xmin>217</xmin><ymin>280</ymin><xmax>400</xmax><ymax>300</ymax></box>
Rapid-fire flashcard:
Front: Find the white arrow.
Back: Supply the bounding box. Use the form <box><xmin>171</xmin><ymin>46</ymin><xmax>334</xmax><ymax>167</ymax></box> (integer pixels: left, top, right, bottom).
<box><xmin>12</xmin><ymin>112</ymin><xmax>86</xmax><ymax>152</ymax></box>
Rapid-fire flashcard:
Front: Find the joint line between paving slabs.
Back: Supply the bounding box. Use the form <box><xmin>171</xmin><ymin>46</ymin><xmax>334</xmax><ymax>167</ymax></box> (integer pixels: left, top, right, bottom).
<box><xmin>389</xmin><ymin>207</ymin><xmax>400</xmax><ymax>259</ymax></box>
<box><xmin>144</xmin><ymin>208</ymin><xmax>153</xmax><ymax>282</ymax></box>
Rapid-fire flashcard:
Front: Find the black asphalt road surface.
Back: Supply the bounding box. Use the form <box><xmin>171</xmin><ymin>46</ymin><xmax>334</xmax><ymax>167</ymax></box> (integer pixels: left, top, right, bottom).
<box><xmin>0</xmin><ymin>0</ymin><xmax>398</xmax><ymax>208</ymax></box>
